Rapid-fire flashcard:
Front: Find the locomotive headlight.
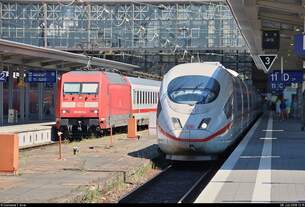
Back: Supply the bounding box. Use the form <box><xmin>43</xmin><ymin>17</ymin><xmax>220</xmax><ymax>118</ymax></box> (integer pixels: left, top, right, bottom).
<box><xmin>94</xmin><ymin>110</ymin><xmax>98</xmax><ymax>114</ymax></box>
<box><xmin>172</xmin><ymin>117</ymin><xmax>182</xmax><ymax>129</ymax></box>
<box><xmin>62</xmin><ymin>110</ymin><xmax>67</xmax><ymax>114</ymax></box>
<box><xmin>199</xmin><ymin>118</ymin><xmax>211</xmax><ymax>130</ymax></box>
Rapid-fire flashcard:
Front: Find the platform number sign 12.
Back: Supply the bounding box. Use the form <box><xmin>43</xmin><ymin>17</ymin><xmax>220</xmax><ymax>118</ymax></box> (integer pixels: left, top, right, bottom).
<box><xmin>0</xmin><ymin>71</ymin><xmax>6</xmax><ymax>82</ymax></box>
<box><xmin>258</xmin><ymin>54</ymin><xmax>277</xmax><ymax>73</ymax></box>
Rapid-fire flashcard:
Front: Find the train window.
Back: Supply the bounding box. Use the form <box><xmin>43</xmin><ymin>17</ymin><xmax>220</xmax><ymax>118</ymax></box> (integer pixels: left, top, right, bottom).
<box><xmin>133</xmin><ymin>90</ymin><xmax>136</xmax><ymax>104</ymax></box>
<box><xmin>167</xmin><ymin>75</ymin><xmax>220</xmax><ymax>105</ymax></box>
<box><xmin>142</xmin><ymin>91</ymin><xmax>144</xmax><ymax>104</ymax></box>
<box><xmin>149</xmin><ymin>92</ymin><xmax>151</xmax><ymax>104</ymax></box>
<box><xmin>155</xmin><ymin>92</ymin><xmax>157</xmax><ymax>103</ymax></box>
<box><xmin>81</xmin><ymin>83</ymin><xmax>98</xmax><ymax>94</ymax></box>
<box><xmin>64</xmin><ymin>83</ymin><xmax>81</xmax><ymax>94</ymax></box>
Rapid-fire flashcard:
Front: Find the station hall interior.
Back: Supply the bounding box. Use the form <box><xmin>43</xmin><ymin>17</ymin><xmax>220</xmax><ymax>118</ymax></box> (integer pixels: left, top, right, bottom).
<box><xmin>1</xmin><ymin>0</ymin><xmax>305</xmax><ymax>203</ymax></box>
<box><xmin>0</xmin><ymin>0</ymin><xmax>304</xmax><ymax>125</ymax></box>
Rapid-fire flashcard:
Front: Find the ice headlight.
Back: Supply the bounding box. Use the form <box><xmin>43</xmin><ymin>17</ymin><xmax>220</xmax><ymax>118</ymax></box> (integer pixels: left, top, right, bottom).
<box><xmin>199</xmin><ymin>118</ymin><xmax>211</xmax><ymax>130</ymax></box>
<box><xmin>172</xmin><ymin>117</ymin><xmax>182</xmax><ymax>129</ymax></box>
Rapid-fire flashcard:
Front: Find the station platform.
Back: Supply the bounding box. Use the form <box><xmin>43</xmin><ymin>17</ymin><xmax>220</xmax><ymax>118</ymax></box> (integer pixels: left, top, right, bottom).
<box><xmin>195</xmin><ymin>113</ymin><xmax>305</xmax><ymax>203</ymax></box>
<box><xmin>0</xmin><ymin>122</ymin><xmax>55</xmax><ymax>149</ymax></box>
<box><xmin>0</xmin><ymin>130</ymin><xmax>158</xmax><ymax>203</ymax></box>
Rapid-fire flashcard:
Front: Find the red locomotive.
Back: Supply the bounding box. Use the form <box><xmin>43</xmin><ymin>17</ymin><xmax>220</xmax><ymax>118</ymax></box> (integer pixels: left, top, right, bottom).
<box><xmin>55</xmin><ymin>71</ymin><xmax>160</xmax><ymax>140</ymax></box>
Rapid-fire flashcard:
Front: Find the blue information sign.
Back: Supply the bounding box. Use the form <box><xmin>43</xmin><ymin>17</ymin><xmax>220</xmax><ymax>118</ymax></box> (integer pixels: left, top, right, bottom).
<box><xmin>0</xmin><ymin>71</ymin><xmax>7</xmax><ymax>82</ymax></box>
<box><xmin>26</xmin><ymin>71</ymin><xmax>57</xmax><ymax>83</ymax></box>
<box><xmin>268</xmin><ymin>70</ymin><xmax>303</xmax><ymax>93</ymax></box>
<box><xmin>294</xmin><ymin>34</ymin><xmax>305</xmax><ymax>56</ymax></box>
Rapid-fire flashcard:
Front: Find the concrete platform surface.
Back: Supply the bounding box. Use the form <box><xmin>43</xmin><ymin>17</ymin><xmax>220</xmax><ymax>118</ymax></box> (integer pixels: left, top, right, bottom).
<box><xmin>195</xmin><ymin>113</ymin><xmax>305</xmax><ymax>203</ymax></box>
<box><xmin>0</xmin><ymin>130</ymin><xmax>158</xmax><ymax>203</ymax></box>
<box><xmin>0</xmin><ymin>122</ymin><xmax>55</xmax><ymax>133</ymax></box>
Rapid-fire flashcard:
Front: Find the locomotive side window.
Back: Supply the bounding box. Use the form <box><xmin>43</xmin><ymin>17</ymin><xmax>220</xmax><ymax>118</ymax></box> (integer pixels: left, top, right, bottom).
<box><xmin>167</xmin><ymin>75</ymin><xmax>220</xmax><ymax>105</ymax></box>
<box><xmin>64</xmin><ymin>83</ymin><xmax>81</xmax><ymax>94</ymax></box>
<box><xmin>81</xmin><ymin>83</ymin><xmax>99</xmax><ymax>94</ymax></box>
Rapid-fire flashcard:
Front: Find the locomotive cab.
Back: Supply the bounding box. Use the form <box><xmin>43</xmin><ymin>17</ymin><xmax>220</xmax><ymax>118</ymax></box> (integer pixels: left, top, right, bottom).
<box><xmin>56</xmin><ymin>71</ymin><xmax>133</xmax><ymax>140</ymax></box>
<box><xmin>57</xmin><ymin>72</ymin><xmax>103</xmax><ymax>139</ymax></box>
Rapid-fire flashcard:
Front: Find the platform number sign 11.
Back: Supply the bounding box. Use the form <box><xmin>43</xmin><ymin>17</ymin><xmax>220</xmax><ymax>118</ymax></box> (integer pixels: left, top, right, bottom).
<box><xmin>258</xmin><ymin>54</ymin><xmax>277</xmax><ymax>73</ymax></box>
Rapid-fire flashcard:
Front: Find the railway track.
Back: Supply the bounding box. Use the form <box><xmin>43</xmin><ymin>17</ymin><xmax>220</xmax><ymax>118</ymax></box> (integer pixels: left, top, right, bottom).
<box><xmin>119</xmin><ymin>162</ymin><xmax>216</xmax><ymax>203</ymax></box>
<box><xmin>119</xmin><ymin>115</ymin><xmax>263</xmax><ymax>204</ymax></box>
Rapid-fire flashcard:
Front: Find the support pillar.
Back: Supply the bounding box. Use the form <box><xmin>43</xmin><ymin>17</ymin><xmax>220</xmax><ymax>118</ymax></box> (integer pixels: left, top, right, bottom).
<box><xmin>38</xmin><ymin>83</ymin><xmax>43</xmax><ymax>121</ymax></box>
<box><xmin>25</xmin><ymin>78</ymin><xmax>30</xmax><ymax>121</ymax></box>
<box><xmin>0</xmin><ymin>62</ymin><xmax>3</xmax><ymax>125</ymax></box>
<box><xmin>19</xmin><ymin>66</ymin><xmax>25</xmax><ymax>123</ymax></box>
<box><xmin>53</xmin><ymin>70</ymin><xmax>58</xmax><ymax>120</ymax></box>
<box><xmin>8</xmin><ymin>67</ymin><xmax>13</xmax><ymax>110</ymax></box>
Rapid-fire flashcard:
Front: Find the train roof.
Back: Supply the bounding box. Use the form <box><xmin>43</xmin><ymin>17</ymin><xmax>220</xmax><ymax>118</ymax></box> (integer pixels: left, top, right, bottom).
<box><xmin>127</xmin><ymin>76</ymin><xmax>161</xmax><ymax>87</ymax></box>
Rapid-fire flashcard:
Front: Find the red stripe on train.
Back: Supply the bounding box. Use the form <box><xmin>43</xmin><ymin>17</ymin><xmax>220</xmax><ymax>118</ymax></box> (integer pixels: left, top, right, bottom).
<box><xmin>132</xmin><ymin>108</ymin><xmax>157</xmax><ymax>114</ymax></box>
<box><xmin>157</xmin><ymin>122</ymin><xmax>232</xmax><ymax>143</ymax></box>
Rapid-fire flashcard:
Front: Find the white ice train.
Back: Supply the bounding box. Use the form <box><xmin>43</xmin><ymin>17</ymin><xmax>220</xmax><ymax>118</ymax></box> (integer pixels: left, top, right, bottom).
<box><xmin>157</xmin><ymin>62</ymin><xmax>262</xmax><ymax>161</ymax></box>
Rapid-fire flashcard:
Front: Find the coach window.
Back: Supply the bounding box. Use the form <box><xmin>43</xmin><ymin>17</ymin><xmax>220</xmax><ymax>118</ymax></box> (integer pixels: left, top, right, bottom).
<box><xmin>141</xmin><ymin>91</ymin><xmax>144</xmax><ymax>105</ymax></box>
<box><xmin>154</xmin><ymin>92</ymin><xmax>156</xmax><ymax>104</ymax></box>
<box><xmin>133</xmin><ymin>90</ymin><xmax>136</xmax><ymax>104</ymax></box>
<box><xmin>145</xmin><ymin>91</ymin><xmax>147</xmax><ymax>104</ymax></box>
<box><xmin>149</xmin><ymin>92</ymin><xmax>151</xmax><ymax>104</ymax></box>
<box><xmin>136</xmin><ymin>91</ymin><xmax>138</xmax><ymax>105</ymax></box>
<box><xmin>155</xmin><ymin>92</ymin><xmax>156</xmax><ymax>104</ymax></box>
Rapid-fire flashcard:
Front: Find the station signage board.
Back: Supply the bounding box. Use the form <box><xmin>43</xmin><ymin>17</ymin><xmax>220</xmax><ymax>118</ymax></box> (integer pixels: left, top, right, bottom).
<box><xmin>0</xmin><ymin>71</ymin><xmax>7</xmax><ymax>82</ymax></box>
<box><xmin>26</xmin><ymin>71</ymin><xmax>57</xmax><ymax>83</ymax></box>
<box><xmin>268</xmin><ymin>70</ymin><xmax>303</xmax><ymax>93</ymax></box>
<box><xmin>262</xmin><ymin>31</ymin><xmax>280</xmax><ymax>50</ymax></box>
<box><xmin>294</xmin><ymin>34</ymin><xmax>305</xmax><ymax>56</ymax></box>
<box><xmin>258</xmin><ymin>54</ymin><xmax>277</xmax><ymax>73</ymax></box>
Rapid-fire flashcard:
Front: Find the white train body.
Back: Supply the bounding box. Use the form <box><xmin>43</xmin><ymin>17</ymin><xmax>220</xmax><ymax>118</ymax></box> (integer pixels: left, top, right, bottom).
<box><xmin>127</xmin><ymin>77</ymin><xmax>161</xmax><ymax>125</ymax></box>
<box><xmin>157</xmin><ymin>62</ymin><xmax>261</xmax><ymax>161</ymax></box>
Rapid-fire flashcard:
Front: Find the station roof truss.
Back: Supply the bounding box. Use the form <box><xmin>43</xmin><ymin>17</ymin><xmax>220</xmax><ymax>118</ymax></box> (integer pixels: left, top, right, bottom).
<box><xmin>226</xmin><ymin>0</ymin><xmax>305</xmax><ymax>70</ymax></box>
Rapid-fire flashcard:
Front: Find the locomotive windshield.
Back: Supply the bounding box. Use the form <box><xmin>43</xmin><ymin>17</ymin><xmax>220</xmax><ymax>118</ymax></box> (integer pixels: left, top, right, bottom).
<box><xmin>167</xmin><ymin>75</ymin><xmax>220</xmax><ymax>105</ymax></box>
<box><xmin>82</xmin><ymin>83</ymin><xmax>99</xmax><ymax>94</ymax></box>
<box><xmin>64</xmin><ymin>83</ymin><xmax>81</xmax><ymax>94</ymax></box>
<box><xmin>63</xmin><ymin>82</ymin><xmax>99</xmax><ymax>94</ymax></box>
